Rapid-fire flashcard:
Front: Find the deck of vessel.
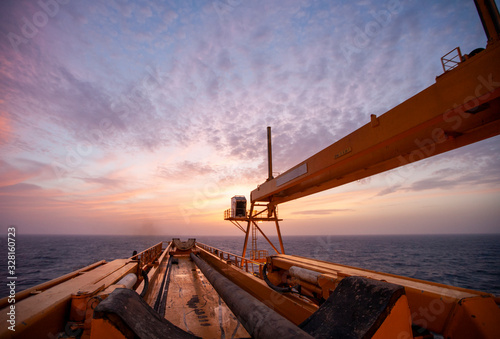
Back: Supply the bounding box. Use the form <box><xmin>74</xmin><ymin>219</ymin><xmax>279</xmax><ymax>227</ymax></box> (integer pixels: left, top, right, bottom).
<box><xmin>163</xmin><ymin>255</ymin><xmax>249</xmax><ymax>338</ymax></box>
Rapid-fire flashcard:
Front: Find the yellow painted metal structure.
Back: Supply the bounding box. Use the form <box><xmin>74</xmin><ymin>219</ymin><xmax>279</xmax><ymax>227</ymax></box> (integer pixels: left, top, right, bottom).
<box><xmin>0</xmin><ymin>259</ymin><xmax>137</xmax><ymax>338</ymax></box>
<box><xmin>251</xmin><ymin>40</ymin><xmax>500</xmax><ymax>206</ymax></box>
<box><xmin>0</xmin><ymin>243</ymin><xmax>162</xmax><ymax>339</ymax></box>
<box><xmin>251</xmin><ymin>20</ymin><xmax>500</xmax><ymax>206</ymax></box>
<box><xmin>266</xmin><ymin>254</ymin><xmax>500</xmax><ymax>338</ymax></box>
<box><xmin>224</xmin><ymin>202</ymin><xmax>285</xmax><ymax>261</ymax></box>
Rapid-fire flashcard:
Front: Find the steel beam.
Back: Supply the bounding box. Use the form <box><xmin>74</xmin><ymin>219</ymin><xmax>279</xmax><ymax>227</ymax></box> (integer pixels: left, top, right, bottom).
<box><xmin>251</xmin><ymin>43</ymin><xmax>500</xmax><ymax>205</ymax></box>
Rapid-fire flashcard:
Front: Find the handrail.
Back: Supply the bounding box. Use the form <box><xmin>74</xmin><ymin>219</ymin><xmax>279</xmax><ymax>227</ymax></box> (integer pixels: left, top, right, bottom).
<box><xmin>251</xmin><ymin>249</ymin><xmax>268</xmax><ymax>260</ymax></box>
<box><xmin>441</xmin><ymin>46</ymin><xmax>463</xmax><ymax>72</ymax></box>
<box><xmin>224</xmin><ymin>208</ymin><xmax>272</xmax><ymax>220</ymax></box>
<box><xmin>224</xmin><ymin>208</ymin><xmax>249</xmax><ymax>219</ymax></box>
<box><xmin>135</xmin><ymin>242</ymin><xmax>172</xmax><ymax>299</ymax></box>
<box><xmin>196</xmin><ymin>242</ymin><xmax>265</xmax><ymax>274</ymax></box>
<box><xmin>130</xmin><ymin>242</ymin><xmax>163</xmax><ymax>270</ymax></box>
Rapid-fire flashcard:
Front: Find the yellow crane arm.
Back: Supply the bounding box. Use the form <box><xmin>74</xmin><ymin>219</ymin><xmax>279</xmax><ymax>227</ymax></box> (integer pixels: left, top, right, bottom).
<box><xmin>251</xmin><ymin>43</ymin><xmax>500</xmax><ymax>205</ymax></box>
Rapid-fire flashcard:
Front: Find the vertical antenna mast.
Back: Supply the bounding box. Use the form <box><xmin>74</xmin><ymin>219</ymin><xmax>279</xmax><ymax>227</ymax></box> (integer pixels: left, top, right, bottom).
<box><xmin>267</xmin><ymin>126</ymin><xmax>274</xmax><ymax>181</ymax></box>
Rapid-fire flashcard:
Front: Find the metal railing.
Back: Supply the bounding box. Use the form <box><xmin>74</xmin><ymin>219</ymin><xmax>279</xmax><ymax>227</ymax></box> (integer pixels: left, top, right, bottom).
<box><xmin>441</xmin><ymin>47</ymin><xmax>463</xmax><ymax>72</ymax></box>
<box><xmin>224</xmin><ymin>208</ymin><xmax>249</xmax><ymax>219</ymax></box>
<box><xmin>196</xmin><ymin>242</ymin><xmax>265</xmax><ymax>274</ymax></box>
<box><xmin>251</xmin><ymin>249</ymin><xmax>268</xmax><ymax>260</ymax></box>
<box><xmin>130</xmin><ymin>242</ymin><xmax>163</xmax><ymax>270</ymax></box>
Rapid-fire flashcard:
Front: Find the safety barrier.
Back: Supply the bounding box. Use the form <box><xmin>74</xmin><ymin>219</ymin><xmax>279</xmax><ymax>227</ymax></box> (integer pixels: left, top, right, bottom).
<box><xmin>130</xmin><ymin>242</ymin><xmax>163</xmax><ymax>270</ymax></box>
<box><xmin>196</xmin><ymin>242</ymin><xmax>264</xmax><ymax>274</ymax></box>
<box><xmin>441</xmin><ymin>47</ymin><xmax>463</xmax><ymax>72</ymax></box>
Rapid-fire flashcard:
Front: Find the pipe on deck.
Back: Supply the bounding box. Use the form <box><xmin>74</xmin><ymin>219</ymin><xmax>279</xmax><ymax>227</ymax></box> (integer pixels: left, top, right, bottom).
<box><xmin>190</xmin><ymin>253</ymin><xmax>313</xmax><ymax>339</ymax></box>
<box><xmin>116</xmin><ymin>273</ymin><xmax>138</xmax><ymax>289</ymax></box>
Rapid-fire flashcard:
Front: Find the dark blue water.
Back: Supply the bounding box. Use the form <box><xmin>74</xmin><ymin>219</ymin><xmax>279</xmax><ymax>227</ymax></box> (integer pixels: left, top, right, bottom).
<box><xmin>1</xmin><ymin>234</ymin><xmax>499</xmax><ymax>298</ymax></box>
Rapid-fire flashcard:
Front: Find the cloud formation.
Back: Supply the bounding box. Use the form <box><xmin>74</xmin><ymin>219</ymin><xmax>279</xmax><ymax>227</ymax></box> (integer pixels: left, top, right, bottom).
<box><xmin>0</xmin><ymin>0</ymin><xmax>499</xmax><ymax>235</ymax></box>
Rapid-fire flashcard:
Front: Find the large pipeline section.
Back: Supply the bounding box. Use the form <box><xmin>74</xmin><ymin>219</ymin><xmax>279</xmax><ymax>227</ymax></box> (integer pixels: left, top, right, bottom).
<box><xmin>190</xmin><ymin>253</ymin><xmax>313</xmax><ymax>339</ymax></box>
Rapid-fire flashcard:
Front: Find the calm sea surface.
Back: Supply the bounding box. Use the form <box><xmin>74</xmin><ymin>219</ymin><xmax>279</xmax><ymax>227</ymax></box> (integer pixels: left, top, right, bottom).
<box><xmin>1</xmin><ymin>234</ymin><xmax>499</xmax><ymax>298</ymax></box>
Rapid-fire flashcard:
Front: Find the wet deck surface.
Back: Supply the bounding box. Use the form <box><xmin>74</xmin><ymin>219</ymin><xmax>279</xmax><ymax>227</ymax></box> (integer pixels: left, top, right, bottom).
<box><xmin>164</xmin><ymin>255</ymin><xmax>249</xmax><ymax>338</ymax></box>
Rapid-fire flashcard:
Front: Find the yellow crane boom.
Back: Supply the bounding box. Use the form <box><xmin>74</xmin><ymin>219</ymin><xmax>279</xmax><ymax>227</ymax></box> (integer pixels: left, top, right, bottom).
<box><xmin>252</xmin><ymin>43</ymin><xmax>500</xmax><ymax>206</ymax></box>
<box><xmin>251</xmin><ymin>0</ymin><xmax>500</xmax><ymax>207</ymax></box>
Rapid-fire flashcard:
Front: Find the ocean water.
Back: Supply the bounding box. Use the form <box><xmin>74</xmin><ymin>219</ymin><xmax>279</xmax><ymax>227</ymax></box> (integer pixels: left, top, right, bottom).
<box><xmin>1</xmin><ymin>234</ymin><xmax>499</xmax><ymax>298</ymax></box>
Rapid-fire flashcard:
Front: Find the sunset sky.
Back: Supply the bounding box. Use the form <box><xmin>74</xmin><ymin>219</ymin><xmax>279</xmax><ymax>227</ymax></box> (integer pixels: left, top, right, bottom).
<box><xmin>1</xmin><ymin>0</ymin><xmax>499</xmax><ymax>236</ymax></box>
